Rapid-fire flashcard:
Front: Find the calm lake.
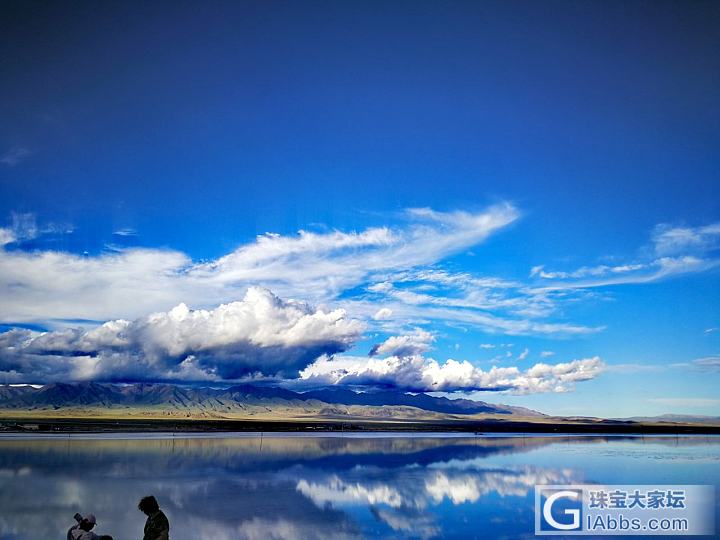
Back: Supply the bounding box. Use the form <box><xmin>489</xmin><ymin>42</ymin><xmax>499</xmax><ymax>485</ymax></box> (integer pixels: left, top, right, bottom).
<box><xmin>0</xmin><ymin>433</ymin><xmax>718</xmax><ymax>539</ymax></box>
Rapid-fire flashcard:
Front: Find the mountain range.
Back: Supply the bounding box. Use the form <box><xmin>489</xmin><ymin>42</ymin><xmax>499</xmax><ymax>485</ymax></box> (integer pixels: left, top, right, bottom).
<box><xmin>0</xmin><ymin>382</ymin><xmax>543</xmax><ymax>420</ymax></box>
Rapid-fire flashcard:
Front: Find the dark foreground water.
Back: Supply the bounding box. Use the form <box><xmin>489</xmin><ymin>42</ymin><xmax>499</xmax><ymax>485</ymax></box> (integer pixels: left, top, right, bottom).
<box><xmin>0</xmin><ymin>433</ymin><xmax>718</xmax><ymax>539</ymax></box>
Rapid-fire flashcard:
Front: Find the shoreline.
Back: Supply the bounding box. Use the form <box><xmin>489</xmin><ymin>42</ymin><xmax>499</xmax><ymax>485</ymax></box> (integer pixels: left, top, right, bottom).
<box><xmin>2</xmin><ymin>417</ymin><xmax>719</xmax><ymax>435</ymax></box>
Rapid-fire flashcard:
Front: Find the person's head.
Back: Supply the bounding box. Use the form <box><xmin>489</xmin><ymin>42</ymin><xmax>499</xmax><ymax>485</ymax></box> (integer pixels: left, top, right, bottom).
<box><xmin>138</xmin><ymin>495</ymin><xmax>160</xmax><ymax>516</ymax></box>
<box><xmin>80</xmin><ymin>514</ymin><xmax>96</xmax><ymax>531</ymax></box>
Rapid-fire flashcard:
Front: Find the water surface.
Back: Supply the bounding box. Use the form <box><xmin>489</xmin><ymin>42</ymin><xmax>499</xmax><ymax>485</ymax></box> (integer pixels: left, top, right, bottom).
<box><xmin>0</xmin><ymin>433</ymin><xmax>718</xmax><ymax>539</ymax></box>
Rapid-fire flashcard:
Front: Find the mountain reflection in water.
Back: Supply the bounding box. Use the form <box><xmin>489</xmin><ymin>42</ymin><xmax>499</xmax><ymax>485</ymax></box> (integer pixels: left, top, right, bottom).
<box><xmin>0</xmin><ymin>434</ymin><xmax>718</xmax><ymax>539</ymax></box>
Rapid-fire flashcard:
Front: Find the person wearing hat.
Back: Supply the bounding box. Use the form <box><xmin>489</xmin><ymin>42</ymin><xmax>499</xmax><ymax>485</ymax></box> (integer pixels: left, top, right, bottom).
<box><xmin>67</xmin><ymin>513</ymin><xmax>100</xmax><ymax>540</ymax></box>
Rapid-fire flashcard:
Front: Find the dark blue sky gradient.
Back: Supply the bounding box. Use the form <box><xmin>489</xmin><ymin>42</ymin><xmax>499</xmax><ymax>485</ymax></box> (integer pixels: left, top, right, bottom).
<box><xmin>2</xmin><ymin>0</ymin><xmax>718</xmax><ymax>260</ymax></box>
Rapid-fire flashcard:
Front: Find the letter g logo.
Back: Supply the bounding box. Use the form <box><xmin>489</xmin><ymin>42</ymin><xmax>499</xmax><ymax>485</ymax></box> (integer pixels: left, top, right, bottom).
<box><xmin>542</xmin><ymin>490</ymin><xmax>582</xmax><ymax>531</ymax></box>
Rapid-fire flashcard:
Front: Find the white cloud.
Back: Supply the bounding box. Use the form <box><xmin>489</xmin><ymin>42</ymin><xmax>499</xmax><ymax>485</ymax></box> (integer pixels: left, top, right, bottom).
<box><xmin>691</xmin><ymin>356</ymin><xmax>720</xmax><ymax>372</ymax></box>
<box><xmin>356</xmin><ymin>266</ymin><xmax>601</xmax><ymax>336</ymax></box>
<box><xmin>517</xmin><ymin>348</ymin><xmax>529</xmax><ymax>361</ymax></box>
<box><xmin>0</xmin><ymin>204</ymin><xmax>520</xmax><ymax>324</ymax></box>
<box><xmin>112</xmin><ymin>228</ymin><xmax>137</xmax><ymax>237</ymax></box>
<box><xmin>540</xmin><ymin>351</ymin><xmax>555</xmax><ymax>358</ymax></box>
<box><xmin>0</xmin><ymin>212</ymin><xmax>39</xmax><ymax>247</ymax></box>
<box><xmin>372</xmin><ymin>308</ymin><xmax>393</xmax><ymax>321</ymax></box>
<box><xmin>653</xmin><ymin>223</ymin><xmax>720</xmax><ymax>256</ymax></box>
<box><xmin>479</xmin><ymin>344</ymin><xmax>495</xmax><ymax>349</ymax></box>
<box><xmin>530</xmin><ymin>263</ymin><xmax>645</xmax><ymax>280</ymax></box>
<box><xmin>0</xmin><ymin>247</ymin><xmax>196</xmax><ymax>323</ymax></box>
<box><xmin>531</xmin><ymin>222</ymin><xmax>720</xmax><ymax>291</ymax></box>
<box><xmin>0</xmin><ymin>287</ymin><xmax>363</xmax><ymax>382</ymax></box>
<box><xmin>0</xmin><ymin>228</ymin><xmax>15</xmax><ymax>247</ymax></box>
<box><xmin>298</xmin><ymin>354</ymin><xmax>604</xmax><ymax>394</ymax></box>
<box><xmin>193</xmin><ymin>204</ymin><xmax>518</xmax><ymax>299</ymax></box>
<box><xmin>532</xmin><ymin>255</ymin><xmax>718</xmax><ymax>292</ymax></box>
<box><xmin>369</xmin><ymin>329</ymin><xmax>434</xmax><ymax>357</ymax></box>
<box><xmin>344</xmin><ymin>295</ymin><xmax>599</xmax><ymax>337</ymax></box>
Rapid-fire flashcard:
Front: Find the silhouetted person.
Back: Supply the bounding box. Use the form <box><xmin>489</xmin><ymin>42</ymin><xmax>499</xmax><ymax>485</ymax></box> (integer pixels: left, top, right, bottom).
<box><xmin>67</xmin><ymin>513</ymin><xmax>100</xmax><ymax>540</ymax></box>
<box><xmin>138</xmin><ymin>495</ymin><xmax>170</xmax><ymax>540</ymax></box>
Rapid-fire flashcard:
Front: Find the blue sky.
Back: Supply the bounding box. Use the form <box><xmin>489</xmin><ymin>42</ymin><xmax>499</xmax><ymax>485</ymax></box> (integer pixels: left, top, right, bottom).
<box><xmin>0</xmin><ymin>0</ymin><xmax>718</xmax><ymax>417</ymax></box>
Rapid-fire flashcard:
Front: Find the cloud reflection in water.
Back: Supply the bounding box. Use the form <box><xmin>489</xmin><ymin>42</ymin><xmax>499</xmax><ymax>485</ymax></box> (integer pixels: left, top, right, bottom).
<box><xmin>0</xmin><ymin>434</ymin><xmax>717</xmax><ymax>539</ymax></box>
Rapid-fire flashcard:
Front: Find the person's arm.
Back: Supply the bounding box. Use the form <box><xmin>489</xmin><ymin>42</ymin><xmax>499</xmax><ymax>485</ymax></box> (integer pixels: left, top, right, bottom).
<box><xmin>67</xmin><ymin>524</ymin><xmax>78</xmax><ymax>540</ymax></box>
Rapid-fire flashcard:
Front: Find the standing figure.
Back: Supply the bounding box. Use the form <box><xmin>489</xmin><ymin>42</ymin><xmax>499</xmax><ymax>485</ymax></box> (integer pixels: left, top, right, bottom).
<box><xmin>138</xmin><ymin>495</ymin><xmax>170</xmax><ymax>540</ymax></box>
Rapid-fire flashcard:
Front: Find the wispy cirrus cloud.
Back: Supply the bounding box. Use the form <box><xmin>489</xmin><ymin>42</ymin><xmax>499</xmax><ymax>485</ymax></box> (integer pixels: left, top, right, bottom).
<box><xmin>0</xmin><ymin>212</ymin><xmax>73</xmax><ymax>248</ymax></box>
<box><xmin>112</xmin><ymin>228</ymin><xmax>138</xmax><ymax>237</ymax></box>
<box><xmin>191</xmin><ymin>204</ymin><xmax>520</xmax><ymax>300</ymax></box>
<box><xmin>652</xmin><ymin>223</ymin><xmax>720</xmax><ymax>256</ymax></box>
<box><xmin>0</xmin><ymin>204</ymin><xmax>521</xmax><ymax>325</ymax></box>
<box><xmin>353</xmin><ymin>267</ymin><xmax>599</xmax><ymax>336</ymax></box>
<box><xmin>0</xmin><ymin>212</ymin><xmax>39</xmax><ymax>246</ymax></box>
<box><xmin>530</xmin><ymin>222</ymin><xmax>720</xmax><ymax>290</ymax></box>
<box><xmin>689</xmin><ymin>356</ymin><xmax>720</xmax><ymax>372</ymax></box>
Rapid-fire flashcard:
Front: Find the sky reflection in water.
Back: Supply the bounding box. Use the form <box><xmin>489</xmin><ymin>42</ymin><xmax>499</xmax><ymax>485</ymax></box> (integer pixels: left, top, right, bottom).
<box><xmin>0</xmin><ymin>434</ymin><xmax>718</xmax><ymax>539</ymax></box>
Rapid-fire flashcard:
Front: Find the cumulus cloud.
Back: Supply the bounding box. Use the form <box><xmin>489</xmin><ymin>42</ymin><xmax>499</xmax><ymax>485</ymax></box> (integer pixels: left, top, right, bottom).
<box><xmin>297</xmin><ymin>354</ymin><xmax>604</xmax><ymax>394</ymax></box>
<box><xmin>0</xmin><ymin>287</ymin><xmax>363</xmax><ymax>383</ymax></box>
<box><xmin>368</xmin><ymin>329</ymin><xmax>434</xmax><ymax>357</ymax></box>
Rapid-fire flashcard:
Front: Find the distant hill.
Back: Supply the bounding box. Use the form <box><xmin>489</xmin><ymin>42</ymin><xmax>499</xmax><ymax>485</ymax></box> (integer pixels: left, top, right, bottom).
<box><xmin>618</xmin><ymin>414</ymin><xmax>720</xmax><ymax>426</ymax></box>
<box><xmin>0</xmin><ymin>382</ymin><xmax>543</xmax><ymax>420</ymax></box>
